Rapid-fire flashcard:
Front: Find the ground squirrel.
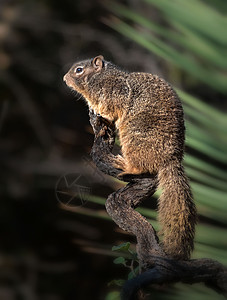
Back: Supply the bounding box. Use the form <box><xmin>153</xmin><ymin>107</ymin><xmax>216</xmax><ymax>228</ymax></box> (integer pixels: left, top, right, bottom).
<box><xmin>63</xmin><ymin>55</ymin><xmax>197</xmax><ymax>260</ymax></box>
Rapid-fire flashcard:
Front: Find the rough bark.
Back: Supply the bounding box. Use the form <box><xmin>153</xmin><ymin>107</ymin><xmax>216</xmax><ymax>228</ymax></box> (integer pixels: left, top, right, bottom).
<box><xmin>89</xmin><ymin>110</ymin><xmax>227</xmax><ymax>299</ymax></box>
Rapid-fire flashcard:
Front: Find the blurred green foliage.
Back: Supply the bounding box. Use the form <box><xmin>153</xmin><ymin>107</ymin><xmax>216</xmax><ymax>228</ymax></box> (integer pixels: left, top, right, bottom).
<box><xmin>107</xmin><ymin>0</ymin><xmax>227</xmax><ymax>93</ymax></box>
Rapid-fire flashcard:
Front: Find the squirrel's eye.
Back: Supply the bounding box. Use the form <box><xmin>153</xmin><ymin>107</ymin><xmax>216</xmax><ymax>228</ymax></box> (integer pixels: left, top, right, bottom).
<box><xmin>74</xmin><ymin>67</ymin><xmax>83</xmax><ymax>74</ymax></box>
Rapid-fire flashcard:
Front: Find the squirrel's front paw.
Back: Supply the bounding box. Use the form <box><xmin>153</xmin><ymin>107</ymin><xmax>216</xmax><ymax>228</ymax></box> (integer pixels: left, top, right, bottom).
<box><xmin>89</xmin><ymin>109</ymin><xmax>115</xmax><ymax>144</ymax></box>
<box><xmin>89</xmin><ymin>109</ymin><xmax>102</xmax><ymax>134</ymax></box>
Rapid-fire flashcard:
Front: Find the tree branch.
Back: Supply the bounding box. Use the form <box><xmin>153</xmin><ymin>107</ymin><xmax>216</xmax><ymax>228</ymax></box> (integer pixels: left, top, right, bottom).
<box><xmin>122</xmin><ymin>258</ymin><xmax>227</xmax><ymax>300</ymax></box>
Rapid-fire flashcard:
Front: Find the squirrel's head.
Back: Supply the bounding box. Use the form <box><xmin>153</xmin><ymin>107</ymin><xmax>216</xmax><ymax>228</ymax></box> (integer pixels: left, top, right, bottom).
<box><xmin>63</xmin><ymin>55</ymin><xmax>105</xmax><ymax>94</ymax></box>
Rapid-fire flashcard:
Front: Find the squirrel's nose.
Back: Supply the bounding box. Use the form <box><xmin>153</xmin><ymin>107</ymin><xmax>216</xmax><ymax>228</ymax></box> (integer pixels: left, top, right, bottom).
<box><xmin>63</xmin><ymin>74</ymin><xmax>67</xmax><ymax>82</ymax></box>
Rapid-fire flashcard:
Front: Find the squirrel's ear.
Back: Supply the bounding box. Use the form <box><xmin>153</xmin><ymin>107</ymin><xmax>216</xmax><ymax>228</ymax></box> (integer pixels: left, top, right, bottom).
<box><xmin>92</xmin><ymin>55</ymin><xmax>104</xmax><ymax>71</ymax></box>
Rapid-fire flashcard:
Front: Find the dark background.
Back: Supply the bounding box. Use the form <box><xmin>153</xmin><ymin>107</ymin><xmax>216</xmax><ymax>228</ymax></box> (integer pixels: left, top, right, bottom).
<box><xmin>0</xmin><ymin>1</ymin><xmax>226</xmax><ymax>300</ymax></box>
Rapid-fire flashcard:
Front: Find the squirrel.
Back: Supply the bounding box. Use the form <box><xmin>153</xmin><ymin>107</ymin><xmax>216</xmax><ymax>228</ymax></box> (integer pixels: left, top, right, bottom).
<box><xmin>63</xmin><ymin>55</ymin><xmax>197</xmax><ymax>260</ymax></box>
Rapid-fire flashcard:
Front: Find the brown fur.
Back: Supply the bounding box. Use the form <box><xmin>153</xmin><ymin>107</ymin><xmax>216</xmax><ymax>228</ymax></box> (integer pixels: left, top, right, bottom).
<box><xmin>64</xmin><ymin>55</ymin><xmax>197</xmax><ymax>260</ymax></box>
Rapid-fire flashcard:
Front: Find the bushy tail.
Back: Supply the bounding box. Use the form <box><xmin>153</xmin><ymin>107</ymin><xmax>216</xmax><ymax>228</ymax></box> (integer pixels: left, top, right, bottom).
<box><xmin>157</xmin><ymin>162</ymin><xmax>197</xmax><ymax>260</ymax></box>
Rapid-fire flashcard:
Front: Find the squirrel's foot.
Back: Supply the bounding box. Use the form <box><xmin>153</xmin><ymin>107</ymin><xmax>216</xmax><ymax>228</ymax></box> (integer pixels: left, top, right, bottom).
<box><xmin>111</xmin><ymin>154</ymin><xmax>126</xmax><ymax>171</ymax></box>
<box><xmin>118</xmin><ymin>165</ymin><xmax>146</xmax><ymax>177</ymax></box>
